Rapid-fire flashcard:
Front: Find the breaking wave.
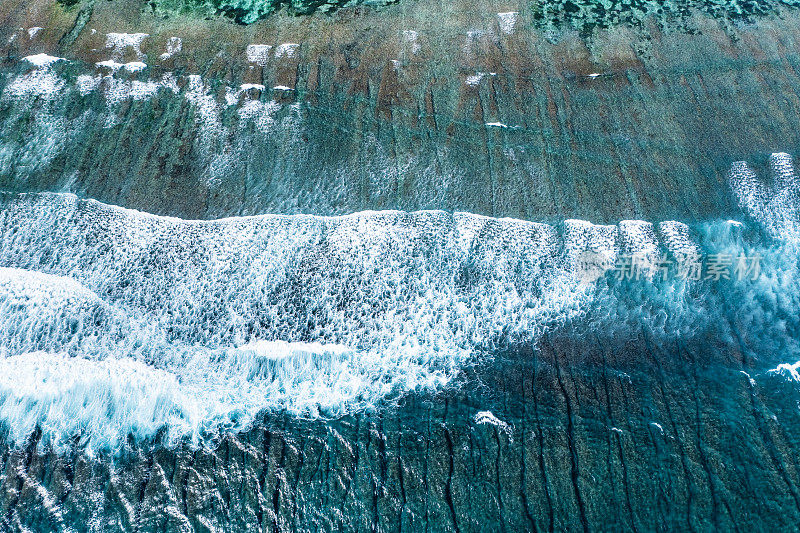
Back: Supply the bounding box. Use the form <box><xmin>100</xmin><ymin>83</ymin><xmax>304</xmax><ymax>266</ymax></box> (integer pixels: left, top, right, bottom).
<box><xmin>0</xmin><ymin>192</ymin><xmax>588</xmax><ymax>450</ymax></box>
<box><xmin>0</xmin><ymin>152</ymin><xmax>798</xmax><ymax>451</ymax></box>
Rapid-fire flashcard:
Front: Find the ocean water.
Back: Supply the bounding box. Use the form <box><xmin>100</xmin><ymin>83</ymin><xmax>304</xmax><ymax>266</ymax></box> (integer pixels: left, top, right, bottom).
<box><xmin>4</xmin><ymin>11</ymin><xmax>800</xmax><ymax>529</ymax></box>
<box><xmin>0</xmin><ymin>151</ymin><xmax>797</xmax><ymax>454</ymax></box>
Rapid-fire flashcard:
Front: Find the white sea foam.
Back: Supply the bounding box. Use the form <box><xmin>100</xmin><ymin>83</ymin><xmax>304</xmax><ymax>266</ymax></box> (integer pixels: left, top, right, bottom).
<box><xmin>561</xmin><ymin>219</ymin><xmax>617</xmax><ymax>282</ymax></box>
<box><xmin>0</xmin><ymin>339</ymin><xmax>404</xmax><ymax>451</ymax></box>
<box><xmin>465</xmin><ymin>73</ymin><xmax>484</xmax><ymax>86</ymax></box>
<box><xmin>618</xmin><ymin>220</ymin><xmax>659</xmax><ymax>255</ymax></box>
<box><xmin>4</xmin><ymin>56</ymin><xmax>66</xmax><ymax>100</ymax></box>
<box><xmin>773</xmin><ymin>361</ymin><xmax>800</xmax><ymax>381</ymax></box>
<box><xmin>22</xmin><ymin>54</ymin><xmax>64</xmax><ymax>67</ymax></box>
<box><xmin>463</xmin><ymin>29</ymin><xmax>486</xmax><ymax>57</ymax></box>
<box><xmin>4</xmin><ymin>151</ymin><xmax>799</xmax><ymax>451</ymax></box>
<box><xmin>729</xmin><ymin>152</ymin><xmax>800</xmax><ymax>240</ymax></box>
<box><xmin>0</xmin><ymin>55</ymin><xmax>288</xmax><ymax>171</ymax></box>
<box><xmin>159</xmin><ymin>37</ymin><xmax>182</xmax><ymax>61</ymax></box>
<box><xmin>402</xmin><ymin>30</ymin><xmax>420</xmax><ymax>54</ymax></box>
<box><xmin>0</xmin><ymin>192</ymin><xmax>635</xmax><ymax>450</ymax></box>
<box><xmin>562</xmin><ymin>219</ymin><xmax>618</xmax><ymax>259</ymax></box>
<box><xmin>184</xmin><ymin>74</ymin><xmax>225</xmax><ymax>139</ymax></box>
<box><xmin>618</xmin><ymin>220</ymin><xmax>661</xmax><ymax>277</ymax></box>
<box><xmin>95</xmin><ymin>60</ymin><xmax>146</xmax><ymax>73</ymax></box>
<box><xmin>723</xmin><ymin>154</ymin><xmax>800</xmax><ymax>369</ymax></box>
<box><xmin>99</xmin><ymin>77</ymin><xmax>165</xmax><ymax>105</ymax></box>
<box><xmin>246</xmin><ymin>44</ymin><xmax>272</xmax><ymax>66</ymax></box>
<box><xmin>497</xmin><ymin>12</ymin><xmax>519</xmax><ymax>35</ymax></box>
<box><xmin>658</xmin><ymin>221</ymin><xmax>700</xmax><ymax>258</ymax></box>
<box><xmin>95</xmin><ymin>60</ymin><xmax>124</xmax><ymax>72</ymax></box>
<box><xmin>275</xmin><ymin>43</ymin><xmax>299</xmax><ymax>59</ymax></box>
<box><xmin>0</xmin><ymin>352</ymin><xmax>195</xmax><ymax>451</ymax></box>
<box><xmin>0</xmin><ymin>258</ymin><xmax>403</xmax><ymax>449</ymax></box>
<box><xmin>105</xmin><ymin>32</ymin><xmax>148</xmax><ymax>61</ymax></box>
<box><xmin>465</xmin><ymin>71</ymin><xmax>497</xmax><ymax>86</ymax></box>
<box><xmin>474</xmin><ymin>411</ymin><xmax>513</xmax><ymax>440</ymax></box>
<box><xmin>122</xmin><ymin>61</ymin><xmax>147</xmax><ymax>72</ymax></box>
<box><xmin>237</xmin><ymin>100</ymin><xmax>281</xmax><ymax>132</ymax></box>
<box><xmin>76</xmin><ymin>74</ymin><xmax>102</xmax><ymax>95</ymax></box>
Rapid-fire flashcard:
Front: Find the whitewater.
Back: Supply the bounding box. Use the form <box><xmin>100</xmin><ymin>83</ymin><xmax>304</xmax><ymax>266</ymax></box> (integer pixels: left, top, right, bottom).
<box><xmin>0</xmin><ymin>152</ymin><xmax>798</xmax><ymax>452</ymax></box>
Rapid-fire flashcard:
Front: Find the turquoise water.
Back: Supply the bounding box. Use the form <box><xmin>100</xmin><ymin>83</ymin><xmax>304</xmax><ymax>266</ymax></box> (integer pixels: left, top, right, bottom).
<box><xmin>3</xmin><ymin>6</ymin><xmax>800</xmax><ymax>530</ymax></box>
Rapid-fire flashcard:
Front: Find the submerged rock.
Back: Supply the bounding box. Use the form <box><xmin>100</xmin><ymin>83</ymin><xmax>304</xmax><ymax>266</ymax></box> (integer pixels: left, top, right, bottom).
<box><xmin>3</xmin><ymin>0</ymin><xmax>800</xmax><ymax>223</ymax></box>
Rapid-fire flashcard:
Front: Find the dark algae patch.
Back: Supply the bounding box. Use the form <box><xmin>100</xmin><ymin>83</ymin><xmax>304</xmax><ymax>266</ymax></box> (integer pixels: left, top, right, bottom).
<box><xmin>148</xmin><ymin>0</ymin><xmax>399</xmax><ymax>21</ymax></box>
<box><xmin>141</xmin><ymin>0</ymin><xmax>800</xmax><ymax>28</ymax></box>
<box><xmin>532</xmin><ymin>0</ymin><xmax>800</xmax><ymax>34</ymax></box>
